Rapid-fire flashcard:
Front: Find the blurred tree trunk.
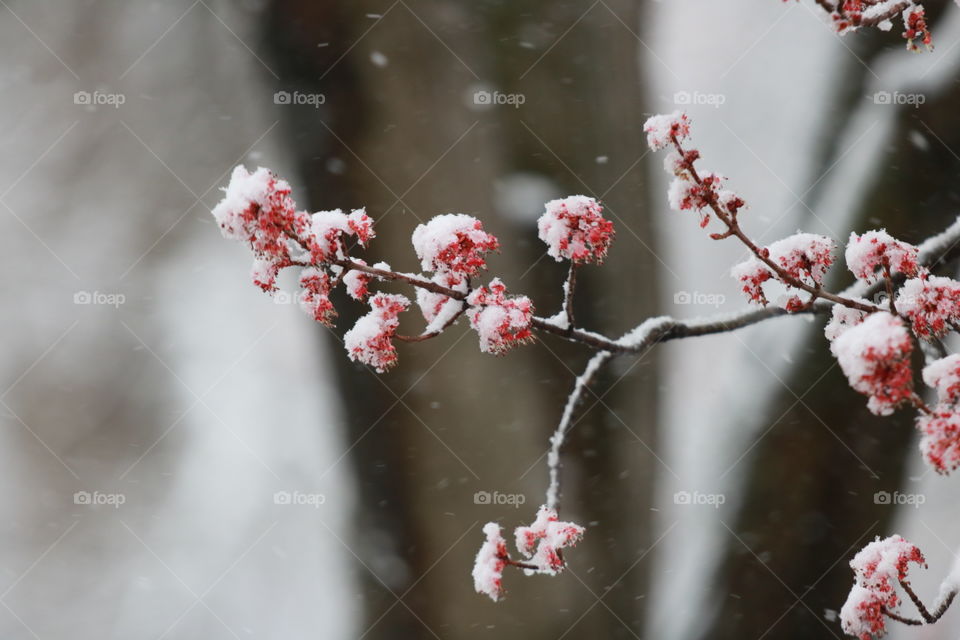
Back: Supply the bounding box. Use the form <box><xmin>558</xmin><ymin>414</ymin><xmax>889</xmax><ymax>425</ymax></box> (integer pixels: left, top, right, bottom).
<box><xmin>262</xmin><ymin>1</ymin><xmax>660</xmax><ymax>637</ymax></box>
<box><xmin>702</xmin><ymin>5</ymin><xmax>960</xmax><ymax>637</ymax></box>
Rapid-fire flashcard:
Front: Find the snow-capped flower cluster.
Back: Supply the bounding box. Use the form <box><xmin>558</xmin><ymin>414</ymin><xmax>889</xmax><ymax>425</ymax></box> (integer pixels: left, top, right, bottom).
<box><xmin>804</xmin><ymin>0</ymin><xmax>934</xmax><ymax>51</ymax></box>
<box><xmin>840</xmin><ymin>585</ymin><xmax>887</xmax><ymax>640</ymax></box>
<box><xmin>472</xmin><ymin>523</ymin><xmax>508</xmax><ymax>602</ymax></box>
<box><xmin>411</xmin><ymin>214</ymin><xmax>499</xmax><ymax>276</ymax></box>
<box><xmin>830</xmin><ymin>312</ymin><xmax>914</xmax><ymax>416</ymax></box>
<box><xmin>731</xmin><ymin>258</ymin><xmax>774</xmax><ymax>305</ymax></box>
<box><xmin>308</xmin><ymin>207</ymin><xmax>375</xmax><ymax>262</ymax></box>
<box><xmin>896</xmin><ymin>275</ymin><xmax>960</xmax><ymax>339</ymax></box>
<box><xmin>343</xmin><ymin>259</ymin><xmax>372</xmax><ymax>301</ymax></box>
<box><xmin>643</xmin><ymin>111</ymin><xmax>690</xmax><ymax>151</ymax></box>
<box><xmin>299</xmin><ymin>268</ymin><xmax>336</xmax><ymax>326</ymax></box>
<box><xmin>343</xmin><ymin>293</ymin><xmax>409</xmax><ymax>373</ymax></box>
<box><xmin>731</xmin><ymin>233</ymin><xmax>835</xmax><ymax>306</ymax></box>
<box><xmin>824</xmin><ymin>298</ymin><xmax>872</xmax><ymax>341</ymax></box>
<box><xmin>903</xmin><ymin>5</ymin><xmax>932</xmax><ymax>52</ymax></box>
<box><xmin>537</xmin><ymin>196</ymin><xmax>615</xmax><ymax>264</ymax></box>
<box><xmin>917</xmin><ymin>355</ymin><xmax>960</xmax><ymax>473</ymax></box>
<box><xmin>415</xmin><ymin>271</ymin><xmax>467</xmax><ymax>332</ymax></box>
<box><xmin>466</xmin><ymin>279</ymin><xmax>534</xmax><ymax>355</ymax></box>
<box><xmin>841</xmin><ymin>535</ymin><xmax>926</xmax><ymax>639</ymax></box>
<box><xmin>646</xmin><ymin>112</ymin><xmax>744</xmax><ymax>231</ymax></box>
<box><xmin>472</xmin><ymin>505</ymin><xmax>585</xmax><ymax>601</ymax></box>
<box><xmin>513</xmin><ymin>505</ymin><xmax>585</xmax><ymax>575</ymax></box>
<box><xmin>845</xmin><ymin>230</ymin><xmax>919</xmax><ymax>284</ymax></box>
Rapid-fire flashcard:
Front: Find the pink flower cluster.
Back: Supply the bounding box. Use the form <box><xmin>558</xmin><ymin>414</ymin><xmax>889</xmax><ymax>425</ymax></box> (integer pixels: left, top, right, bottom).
<box><xmin>841</xmin><ymin>535</ymin><xmax>926</xmax><ymax>640</ymax></box>
<box><xmin>466</xmin><ymin>279</ymin><xmax>534</xmax><ymax>355</ymax></box>
<box><xmin>845</xmin><ymin>230</ymin><xmax>919</xmax><ymax>284</ymax></box>
<box><xmin>537</xmin><ymin>196</ymin><xmax>615</xmax><ymax>264</ymax></box>
<box><xmin>473</xmin><ymin>505</ymin><xmax>585</xmax><ymax>602</ymax></box>
<box><xmin>830</xmin><ymin>312</ymin><xmax>915</xmax><ymax>416</ymax></box>
<box><xmin>343</xmin><ymin>293</ymin><xmax>409</xmax><ymax>373</ymax></box>
<box><xmin>896</xmin><ymin>275</ymin><xmax>960</xmax><ymax>339</ymax></box>
<box><xmin>732</xmin><ymin>233</ymin><xmax>835</xmax><ymax>307</ymax></box>
<box><xmin>918</xmin><ymin>355</ymin><xmax>960</xmax><ymax>473</ymax></box>
<box><xmin>798</xmin><ymin>0</ymin><xmax>934</xmax><ymax>51</ymax></box>
<box><xmin>411</xmin><ymin>214</ymin><xmax>499</xmax><ymax>277</ymax></box>
<box><xmin>644</xmin><ymin>112</ymin><xmax>744</xmax><ymax>230</ymax></box>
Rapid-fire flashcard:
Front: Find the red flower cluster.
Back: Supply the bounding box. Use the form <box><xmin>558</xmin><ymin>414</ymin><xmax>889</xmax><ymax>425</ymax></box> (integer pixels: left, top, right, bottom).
<box><xmin>466</xmin><ymin>279</ymin><xmax>534</xmax><ymax>355</ymax></box>
<box><xmin>845</xmin><ymin>230</ymin><xmax>919</xmax><ymax>284</ymax></box>
<box><xmin>473</xmin><ymin>505</ymin><xmax>585</xmax><ymax>601</ymax></box>
<box><xmin>537</xmin><ymin>196</ymin><xmax>615</xmax><ymax>264</ymax></box>
<box><xmin>830</xmin><ymin>312</ymin><xmax>914</xmax><ymax>416</ymax></box>
<box><xmin>731</xmin><ymin>233</ymin><xmax>835</xmax><ymax>306</ymax></box>
<box><xmin>903</xmin><ymin>6</ymin><xmax>932</xmax><ymax>52</ymax></box>
<box><xmin>643</xmin><ymin>111</ymin><xmax>690</xmax><ymax>151</ymax></box>
<box><xmin>299</xmin><ymin>268</ymin><xmax>336</xmax><ymax>326</ymax></box>
<box><xmin>842</xmin><ymin>534</ymin><xmax>926</xmax><ymax>639</ymax></box>
<box><xmin>513</xmin><ymin>505</ymin><xmax>585</xmax><ymax>575</ymax></box>
<box><xmin>411</xmin><ymin>214</ymin><xmax>499</xmax><ymax>277</ymax></box>
<box><xmin>343</xmin><ymin>293</ymin><xmax>409</xmax><ymax>373</ymax></box>
<box><xmin>896</xmin><ymin>275</ymin><xmax>960</xmax><ymax>339</ymax></box>
<box><xmin>918</xmin><ymin>355</ymin><xmax>960</xmax><ymax>473</ymax></box>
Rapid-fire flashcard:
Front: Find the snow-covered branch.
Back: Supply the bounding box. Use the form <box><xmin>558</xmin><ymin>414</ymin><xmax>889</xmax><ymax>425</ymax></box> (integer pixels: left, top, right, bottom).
<box><xmin>210</xmin><ymin>108</ymin><xmax>960</xmax><ymax>610</ymax></box>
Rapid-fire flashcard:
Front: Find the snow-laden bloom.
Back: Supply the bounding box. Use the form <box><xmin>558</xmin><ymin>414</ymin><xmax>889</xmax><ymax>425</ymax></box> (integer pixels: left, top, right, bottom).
<box><xmin>466</xmin><ymin>279</ymin><xmax>534</xmax><ymax>355</ymax></box>
<box><xmin>917</xmin><ymin>355</ymin><xmax>960</xmax><ymax>474</ymax></box>
<box><xmin>308</xmin><ymin>208</ymin><xmax>375</xmax><ymax>262</ymax></box>
<box><xmin>923</xmin><ymin>354</ymin><xmax>960</xmax><ymax>405</ymax></box>
<box><xmin>342</xmin><ymin>259</ymin><xmax>372</xmax><ymax>301</ymax></box>
<box><xmin>903</xmin><ymin>5</ymin><xmax>932</xmax><ymax>52</ymax></box>
<box><xmin>415</xmin><ymin>271</ymin><xmax>466</xmax><ymax>333</ymax></box>
<box><xmin>537</xmin><ymin>195</ymin><xmax>615</xmax><ymax>264</ymax></box>
<box><xmin>343</xmin><ymin>293</ymin><xmax>409</xmax><ymax>372</ymax></box>
<box><xmin>298</xmin><ymin>267</ymin><xmax>336</xmax><ymax>326</ymax></box>
<box><xmin>411</xmin><ymin>214</ymin><xmax>499</xmax><ymax>276</ymax></box>
<box><xmin>850</xmin><ymin>535</ymin><xmax>926</xmax><ymax>608</ymax></box>
<box><xmin>824</xmin><ymin>298</ymin><xmax>872</xmax><ymax>341</ymax></box>
<box><xmin>895</xmin><ymin>275</ymin><xmax>960</xmax><ymax>340</ymax></box>
<box><xmin>514</xmin><ymin>505</ymin><xmax>585</xmax><ymax>575</ymax></box>
<box><xmin>251</xmin><ymin>256</ymin><xmax>285</xmax><ymax>294</ymax></box>
<box><xmin>212</xmin><ymin>165</ymin><xmax>307</xmax><ymax>260</ymax></box>
<box><xmin>845</xmin><ymin>230</ymin><xmax>919</xmax><ymax>284</ymax></box>
<box><xmin>840</xmin><ymin>584</ymin><xmax>887</xmax><ymax>640</ymax></box>
<box><xmin>472</xmin><ymin>523</ymin><xmax>508</xmax><ymax>602</ymax></box>
<box><xmin>667</xmin><ymin>172</ymin><xmax>724</xmax><ymax>226</ymax></box>
<box><xmin>831</xmin><ymin>312</ymin><xmax>914</xmax><ymax>416</ymax></box>
<box><xmin>917</xmin><ymin>408</ymin><xmax>960</xmax><ymax>474</ymax></box>
<box><xmin>841</xmin><ymin>535</ymin><xmax>927</xmax><ymax>639</ymax></box>
<box><xmin>731</xmin><ymin>258</ymin><xmax>774</xmax><ymax>305</ymax></box>
<box><xmin>643</xmin><ymin>111</ymin><xmax>691</xmax><ymax>151</ymax></box>
<box><xmin>766</xmin><ymin>233</ymin><xmax>835</xmax><ymax>287</ymax></box>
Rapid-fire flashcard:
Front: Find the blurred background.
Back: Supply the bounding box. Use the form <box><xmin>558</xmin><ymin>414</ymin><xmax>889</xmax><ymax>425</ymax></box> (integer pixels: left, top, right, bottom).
<box><xmin>2</xmin><ymin>0</ymin><xmax>960</xmax><ymax>638</ymax></box>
